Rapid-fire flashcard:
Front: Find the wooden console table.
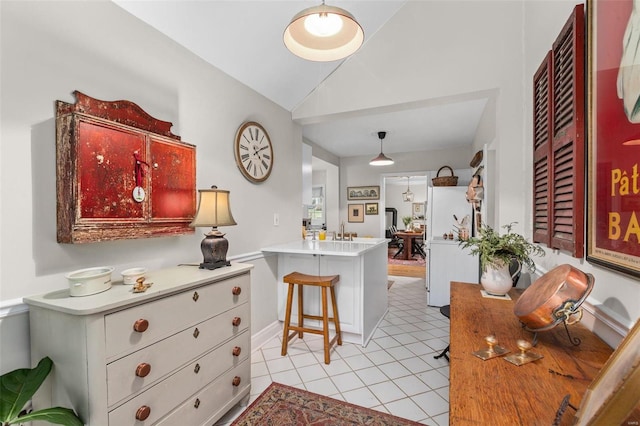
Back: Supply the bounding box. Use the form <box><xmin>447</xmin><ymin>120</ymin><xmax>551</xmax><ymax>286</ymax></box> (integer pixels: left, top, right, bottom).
<box><xmin>449</xmin><ymin>281</ymin><xmax>613</xmax><ymax>425</ymax></box>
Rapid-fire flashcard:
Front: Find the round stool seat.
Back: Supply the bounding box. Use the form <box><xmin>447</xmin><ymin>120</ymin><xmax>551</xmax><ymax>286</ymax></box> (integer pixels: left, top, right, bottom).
<box><xmin>440</xmin><ymin>305</ymin><xmax>450</xmax><ymax>319</ymax></box>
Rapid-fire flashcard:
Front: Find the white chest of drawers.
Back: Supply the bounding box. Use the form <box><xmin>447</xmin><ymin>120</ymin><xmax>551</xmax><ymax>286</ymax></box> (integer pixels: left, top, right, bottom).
<box><xmin>24</xmin><ymin>263</ymin><xmax>252</xmax><ymax>425</ymax></box>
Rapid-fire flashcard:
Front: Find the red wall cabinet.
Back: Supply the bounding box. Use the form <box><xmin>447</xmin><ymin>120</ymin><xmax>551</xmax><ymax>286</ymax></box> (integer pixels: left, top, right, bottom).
<box><xmin>56</xmin><ymin>91</ymin><xmax>196</xmax><ymax>243</ymax></box>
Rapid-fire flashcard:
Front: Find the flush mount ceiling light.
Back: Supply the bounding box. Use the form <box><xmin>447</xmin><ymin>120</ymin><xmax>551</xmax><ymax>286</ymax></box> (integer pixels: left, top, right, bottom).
<box><xmin>283</xmin><ymin>1</ymin><xmax>364</xmax><ymax>62</ymax></box>
<box><xmin>403</xmin><ymin>177</ymin><xmax>414</xmax><ymax>202</ymax></box>
<box><xmin>369</xmin><ymin>131</ymin><xmax>394</xmax><ymax>166</ymax></box>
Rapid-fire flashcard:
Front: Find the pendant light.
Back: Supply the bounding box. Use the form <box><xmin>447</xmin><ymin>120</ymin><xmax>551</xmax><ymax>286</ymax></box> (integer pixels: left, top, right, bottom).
<box><xmin>369</xmin><ymin>131</ymin><xmax>394</xmax><ymax>166</ymax></box>
<box><xmin>283</xmin><ymin>1</ymin><xmax>364</xmax><ymax>62</ymax></box>
<box><xmin>402</xmin><ymin>177</ymin><xmax>414</xmax><ymax>202</ymax></box>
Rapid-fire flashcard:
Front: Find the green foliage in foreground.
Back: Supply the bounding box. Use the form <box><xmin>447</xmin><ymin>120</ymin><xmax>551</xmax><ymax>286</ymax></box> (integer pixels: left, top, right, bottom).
<box><xmin>0</xmin><ymin>357</ymin><xmax>83</xmax><ymax>426</ymax></box>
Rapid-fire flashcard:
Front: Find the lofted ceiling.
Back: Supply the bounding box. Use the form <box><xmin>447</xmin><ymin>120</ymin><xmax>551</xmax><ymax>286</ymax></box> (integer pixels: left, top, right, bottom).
<box><xmin>113</xmin><ymin>0</ymin><xmax>487</xmax><ymax>159</ymax></box>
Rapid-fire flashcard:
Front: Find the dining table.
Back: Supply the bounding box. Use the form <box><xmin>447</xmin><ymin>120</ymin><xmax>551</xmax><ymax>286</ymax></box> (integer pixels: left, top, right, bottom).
<box><xmin>394</xmin><ymin>231</ymin><xmax>424</xmax><ymax>260</ymax></box>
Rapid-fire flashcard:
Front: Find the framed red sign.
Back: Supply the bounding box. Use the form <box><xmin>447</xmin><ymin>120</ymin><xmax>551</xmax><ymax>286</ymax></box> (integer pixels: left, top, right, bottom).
<box><xmin>587</xmin><ymin>0</ymin><xmax>640</xmax><ymax>277</ymax></box>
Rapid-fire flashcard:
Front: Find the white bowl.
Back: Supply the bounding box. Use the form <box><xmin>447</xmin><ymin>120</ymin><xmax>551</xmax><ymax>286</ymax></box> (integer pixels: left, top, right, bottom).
<box><xmin>66</xmin><ymin>266</ymin><xmax>114</xmax><ymax>297</ymax></box>
<box><xmin>121</xmin><ymin>267</ymin><xmax>147</xmax><ymax>285</ymax></box>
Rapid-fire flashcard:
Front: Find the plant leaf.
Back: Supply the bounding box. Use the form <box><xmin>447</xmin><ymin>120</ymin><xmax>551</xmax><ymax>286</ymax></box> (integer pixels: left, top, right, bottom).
<box><xmin>0</xmin><ymin>357</ymin><xmax>52</xmax><ymax>422</ymax></box>
<box><xmin>9</xmin><ymin>407</ymin><xmax>83</xmax><ymax>426</ymax></box>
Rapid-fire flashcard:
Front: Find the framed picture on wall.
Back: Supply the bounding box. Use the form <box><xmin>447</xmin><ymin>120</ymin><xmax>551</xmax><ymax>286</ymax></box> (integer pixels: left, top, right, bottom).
<box><xmin>365</xmin><ymin>203</ymin><xmax>378</xmax><ymax>215</ymax></box>
<box><xmin>412</xmin><ymin>202</ymin><xmax>425</xmax><ymax>219</ymax></box>
<box><xmin>586</xmin><ymin>0</ymin><xmax>640</xmax><ymax>277</ymax></box>
<box><xmin>348</xmin><ymin>204</ymin><xmax>365</xmax><ymax>222</ymax></box>
<box><xmin>347</xmin><ymin>186</ymin><xmax>379</xmax><ymax>200</ymax></box>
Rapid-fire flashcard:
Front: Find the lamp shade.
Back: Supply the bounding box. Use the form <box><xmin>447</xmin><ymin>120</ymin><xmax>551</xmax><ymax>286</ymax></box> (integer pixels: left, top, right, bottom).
<box><xmin>283</xmin><ymin>3</ymin><xmax>364</xmax><ymax>62</ymax></box>
<box><xmin>369</xmin><ymin>153</ymin><xmax>394</xmax><ymax>166</ymax></box>
<box><xmin>402</xmin><ymin>177</ymin><xmax>414</xmax><ymax>202</ymax></box>
<box><xmin>190</xmin><ymin>187</ymin><xmax>237</xmax><ymax>228</ymax></box>
<box><xmin>369</xmin><ymin>130</ymin><xmax>394</xmax><ymax>166</ymax></box>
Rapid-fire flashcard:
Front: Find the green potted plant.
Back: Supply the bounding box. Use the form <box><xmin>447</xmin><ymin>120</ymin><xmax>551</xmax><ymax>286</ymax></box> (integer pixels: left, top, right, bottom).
<box><xmin>460</xmin><ymin>222</ymin><xmax>545</xmax><ymax>295</ymax></box>
<box><xmin>1</xmin><ymin>357</ymin><xmax>83</xmax><ymax>426</ymax></box>
<box><xmin>401</xmin><ymin>216</ymin><xmax>412</xmax><ymax>230</ymax></box>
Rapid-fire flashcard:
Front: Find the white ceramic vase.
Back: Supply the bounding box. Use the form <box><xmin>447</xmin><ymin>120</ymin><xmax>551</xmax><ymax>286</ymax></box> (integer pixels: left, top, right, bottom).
<box><xmin>480</xmin><ymin>260</ymin><xmax>521</xmax><ymax>296</ymax></box>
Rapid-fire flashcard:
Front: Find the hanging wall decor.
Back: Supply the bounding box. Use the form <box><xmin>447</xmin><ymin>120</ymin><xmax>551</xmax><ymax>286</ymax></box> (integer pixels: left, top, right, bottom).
<box><xmin>56</xmin><ymin>91</ymin><xmax>196</xmax><ymax>243</ymax></box>
<box><xmin>587</xmin><ymin>0</ymin><xmax>640</xmax><ymax>276</ymax></box>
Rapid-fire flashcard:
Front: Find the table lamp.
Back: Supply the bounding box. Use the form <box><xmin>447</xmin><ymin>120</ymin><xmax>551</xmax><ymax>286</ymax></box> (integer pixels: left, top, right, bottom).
<box><xmin>189</xmin><ymin>186</ymin><xmax>237</xmax><ymax>270</ymax></box>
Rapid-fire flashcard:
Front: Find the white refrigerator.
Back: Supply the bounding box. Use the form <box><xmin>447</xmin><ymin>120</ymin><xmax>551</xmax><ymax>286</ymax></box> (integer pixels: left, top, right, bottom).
<box><xmin>426</xmin><ymin>186</ymin><xmax>479</xmax><ymax>306</ymax></box>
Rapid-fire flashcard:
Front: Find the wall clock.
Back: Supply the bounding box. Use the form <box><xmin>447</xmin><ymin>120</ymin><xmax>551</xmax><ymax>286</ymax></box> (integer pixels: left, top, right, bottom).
<box><xmin>234</xmin><ymin>121</ymin><xmax>273</xmax><ymax>183</ymax></box>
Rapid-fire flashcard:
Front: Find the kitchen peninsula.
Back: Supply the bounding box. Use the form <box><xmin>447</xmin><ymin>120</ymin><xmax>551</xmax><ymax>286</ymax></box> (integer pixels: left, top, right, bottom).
<box><xmin>262</xmin><ymin>238</ymin><xmax>388</xmax><ymax>346</ymax></box>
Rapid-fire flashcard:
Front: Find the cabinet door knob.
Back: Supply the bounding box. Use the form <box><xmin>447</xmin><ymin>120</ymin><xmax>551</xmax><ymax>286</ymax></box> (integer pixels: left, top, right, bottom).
<box><xmin>192</xmin><ymin>291</ymin><xmax>199</xmax><ymax>302</ymax></box>
<box><xmin>135</xmin><ymin>405</ymin><xmax>151</xmax><ymax>421</ymax></box>
<box><xmin>194</xmin><ymin>363</ymin><xmax>200</xmax><ymax>374</ymax></box>
<box><xmin>135</xmin><ymin>363</ymin><xmax>151</xmax><ymax>377</ymax></box>
<box><xmin>133</xmin><ymin>319</ymin><xmax>149</xmax><ymax>332</ymax></box>
<box><xmin>193</xmin><ymin>327</ymin><xmax>200</xmax><ymax>339</ymax></box>
<box><xmin>232</xmin><ymin>376</ymin><xmax>241</xmax><ymax>387</ymax></box>
<box><xmin>232</xmin><ymin>317</ymin><xmax>241</xmax><ymax>327</ymax></box>
<box><xmin>232</xmin><ymin>346</ymin><xmax>241</xmax><ymax>357</ymax></box>
<box><xmin>232</xmin><ymin>286</ymin><xmax>242</xmax><ymax>296</ymax></box>
<box><xmin>194</xmin><ymin>398</ymin><xmax>200</xmax><ymax>409</ymax></box>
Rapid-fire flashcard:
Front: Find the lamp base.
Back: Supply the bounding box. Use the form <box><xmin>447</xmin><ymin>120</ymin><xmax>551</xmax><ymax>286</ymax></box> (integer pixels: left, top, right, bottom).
<box><xmin>199</xmin><ymin>260</ymin><xmax>231</xmax><ymax>270</ymax></box>
<box><xmin>199</xmin><ymin>229</ymin><xmax>231</xmax><ymax>270</ymax></box>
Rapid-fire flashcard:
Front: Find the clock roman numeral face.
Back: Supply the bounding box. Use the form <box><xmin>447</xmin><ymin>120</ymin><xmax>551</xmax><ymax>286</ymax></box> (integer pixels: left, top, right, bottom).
<box><xmin>234</xmin><ymin>122</ymin><xmax>274</xmax><ymax>183</ymax></box>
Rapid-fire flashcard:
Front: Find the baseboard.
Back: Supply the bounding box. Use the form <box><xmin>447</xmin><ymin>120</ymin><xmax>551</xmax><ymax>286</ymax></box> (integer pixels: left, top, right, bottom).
<box><xmin>251</xmin><ymin>321</ymin><xmax>281</xmax><ymax>351</ymax></box>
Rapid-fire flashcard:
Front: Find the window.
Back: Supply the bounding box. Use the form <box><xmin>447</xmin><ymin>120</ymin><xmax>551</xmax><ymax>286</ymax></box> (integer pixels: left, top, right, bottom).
<box><xmin>308</xmin><ymin>185</ymin><xmax>325</xmax><ymax>227</ymax></box>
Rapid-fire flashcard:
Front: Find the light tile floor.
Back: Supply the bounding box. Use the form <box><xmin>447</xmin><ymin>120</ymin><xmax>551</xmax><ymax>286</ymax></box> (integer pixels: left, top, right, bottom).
<box><xmin>216</xmin><ymin>275</ymin><xmax>450</xmax><ymax>425</ymax></box>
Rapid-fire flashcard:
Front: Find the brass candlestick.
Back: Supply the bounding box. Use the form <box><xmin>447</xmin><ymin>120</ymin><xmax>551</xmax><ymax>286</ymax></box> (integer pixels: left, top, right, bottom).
<box><xmin>504</xmin><ymin>339</ymin><xmax>543</xmax><ymax>366</ymax></box>
<box><xmin>472</xmin><ymin>335</ymin><xmax>509</xmax><ymax>360</ymax></box>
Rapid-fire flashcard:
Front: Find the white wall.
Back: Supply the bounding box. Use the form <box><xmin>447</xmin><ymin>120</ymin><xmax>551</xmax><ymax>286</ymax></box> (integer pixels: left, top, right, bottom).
<box><xmin>0</xmin><ymin>2</ymin><xmax>298</xmax><ymax>373</ymax></box>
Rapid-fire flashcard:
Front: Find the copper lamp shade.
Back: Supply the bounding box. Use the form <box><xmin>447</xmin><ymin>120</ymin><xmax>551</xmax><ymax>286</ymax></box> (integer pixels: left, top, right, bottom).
<box><xmin>190</xmin><ymin>186</ymin><xmax>237</xmax><ymax>270</ymax></box>
<box><xmin>369</xmin><ymin>131</ymin><xmax>394</xmax><ymax>166</ymax></box>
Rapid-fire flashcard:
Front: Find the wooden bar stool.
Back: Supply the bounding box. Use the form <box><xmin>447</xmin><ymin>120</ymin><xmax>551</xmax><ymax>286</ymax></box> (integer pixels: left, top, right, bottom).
<box><xmin>281</xmin><ymin>272</ymin><xmax>341</xmax><ymax>364</ymax></box>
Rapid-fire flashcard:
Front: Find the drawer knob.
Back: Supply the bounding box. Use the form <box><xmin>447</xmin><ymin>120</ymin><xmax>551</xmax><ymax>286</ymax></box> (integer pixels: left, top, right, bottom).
<box><xmin>194</xmin><ymin>398</ymin><xmax>201</xmax><ymax>409</ymax></box>
<box><xmin>135</xmin><ymin>405</ymin><xmax>151</xmax><ymax>421</ymax></box>
<box><xmin>232</xmin><ymin>346</ymin><xmax>241</xmax><ymax>357</ymax></box>
<box><xmin>194</xmin><ymin>363</ymin><xmax>200</xmax><ymax>374</ymax></box>
<box><xmin>135</xmin><ymin>363</ymin><xmax>151</xmax><ymax>377</ymax></box>
<box><xmin>232</xmin><ymin>317</ymin><xmax>241</xmax><ymax>327</ymax></box>
<box><xmin>193</xmin><ymin>328</ymin><xmax>200</xmax><ymax>339</ymax></box>
<box><xmin>133</xmin><ymin>319</ymin><xmax>149</xmax><ymax>333</ymax></box>
<box><xmin>232</xmin><ymin>286</ymin><xmax>242</xmax><ymax>296</ymax></box>
<box><xmin>232</xmin><ymin>376</ymin><xmax>241</xmax><ymax>387</ymax></box>
<box><xmin>192</xmin><ymin>291</ymin><xmax>199</xmax><ymax>302</ymax></box>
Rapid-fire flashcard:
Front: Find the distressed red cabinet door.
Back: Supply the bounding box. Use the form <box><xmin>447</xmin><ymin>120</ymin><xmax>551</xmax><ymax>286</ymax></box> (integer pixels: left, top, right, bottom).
<box><xmin>150</xmin><ymin>137</ymin><xmax>196</xmax><ymax>221</ymax></box>
<box><xmin>77</xmin><ymin>119</ymin><xmax>147</xmax><ymax>221</ymax></box>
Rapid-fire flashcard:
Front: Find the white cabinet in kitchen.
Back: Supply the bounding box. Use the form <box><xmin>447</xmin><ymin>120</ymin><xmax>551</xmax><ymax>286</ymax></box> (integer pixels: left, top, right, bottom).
<box><xmin>24</xmin><ymin>264</ymin><xmax>252</xmax><ymax>426</ymax></box>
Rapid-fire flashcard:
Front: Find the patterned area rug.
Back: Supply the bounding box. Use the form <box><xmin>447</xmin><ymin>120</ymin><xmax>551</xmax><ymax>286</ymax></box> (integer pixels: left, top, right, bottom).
<box><xmin>231</xmin><ymin>382</ymin><xmax>425</xmax><ymax>426</ymax></box>
<box><xmin>387</xmin><ymin>249</ymin><xmax>426</xmax><ymax>266</ymax></box>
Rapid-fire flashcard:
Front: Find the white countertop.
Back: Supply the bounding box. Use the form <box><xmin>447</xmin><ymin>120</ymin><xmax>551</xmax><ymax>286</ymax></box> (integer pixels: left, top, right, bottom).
<box><xmin>262</xmin><ymin>238</ymin><xmax>387</xmax><ymax>256</ymax></box>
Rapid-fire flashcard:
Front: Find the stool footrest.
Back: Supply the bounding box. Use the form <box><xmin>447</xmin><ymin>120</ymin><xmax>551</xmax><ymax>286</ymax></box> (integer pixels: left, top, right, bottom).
<box><xmin>302</xmin><ymin>314</ymin><xmax>337</xmax><ymax>322</ymax></box>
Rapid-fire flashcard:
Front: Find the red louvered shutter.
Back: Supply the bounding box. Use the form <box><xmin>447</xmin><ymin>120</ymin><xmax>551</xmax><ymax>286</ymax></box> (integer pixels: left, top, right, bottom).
<box><xmin>533</xmin><ymin>51</ymin><xmax>552</xmax><ymax>246</ymax></box>
<box><xmin>531</xmin><ymin>4</ymin><xmax>585</xmax><ymax>258</ymax></box>
<box><xmin>550</xmin><ymin>4</ymin><xmax>585</xmax><ymax>258</ymax></box>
